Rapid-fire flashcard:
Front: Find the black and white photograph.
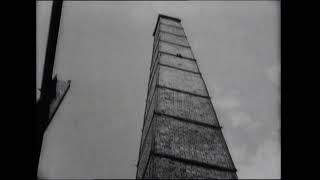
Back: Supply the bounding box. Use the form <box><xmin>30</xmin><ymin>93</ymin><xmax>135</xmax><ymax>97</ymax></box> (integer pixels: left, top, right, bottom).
<box><xmin>36</xmin><ymin>1</ymin><xmax>280</xmax><ymax>179</ymax></box>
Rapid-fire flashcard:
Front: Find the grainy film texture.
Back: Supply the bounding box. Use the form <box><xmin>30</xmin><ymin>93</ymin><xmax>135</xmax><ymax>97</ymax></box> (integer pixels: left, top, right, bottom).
<box><xmin>136</xmin><ymin>15</ymin><xmax>237</xmax><ymax>179</ymax></box>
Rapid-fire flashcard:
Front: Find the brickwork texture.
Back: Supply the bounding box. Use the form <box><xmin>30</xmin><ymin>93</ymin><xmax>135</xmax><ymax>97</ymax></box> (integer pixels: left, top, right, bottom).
<box><xmin>137</xmin><ymin>14</ymin><xmax>237</xmax><ymax>179</ymax></box>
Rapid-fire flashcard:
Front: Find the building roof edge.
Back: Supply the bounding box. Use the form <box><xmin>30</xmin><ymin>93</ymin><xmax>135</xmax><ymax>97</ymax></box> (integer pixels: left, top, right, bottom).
<box><xmin>152</xmin><ymin>14</ymin><xmax>181</xmax><ymax>36</ymax></box>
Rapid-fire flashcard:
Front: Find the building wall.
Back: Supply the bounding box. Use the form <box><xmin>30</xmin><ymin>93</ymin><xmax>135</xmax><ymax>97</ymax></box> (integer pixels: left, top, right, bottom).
<box><xmin>153</xmin><ymin>156</ymin><xmax>237</xmax><ymax>179</ymax></box>
<box><xmin>137</xmin><ymin>15</ymin><xmax>237</xmax><ymax>179</ymax></box>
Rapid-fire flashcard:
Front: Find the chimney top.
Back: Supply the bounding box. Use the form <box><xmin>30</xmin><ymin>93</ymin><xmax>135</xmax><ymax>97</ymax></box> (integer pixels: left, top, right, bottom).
<box><xmin>152</xmin><ymin>14</ymin><xmax>181</xmax><ymax>36</ymax></box>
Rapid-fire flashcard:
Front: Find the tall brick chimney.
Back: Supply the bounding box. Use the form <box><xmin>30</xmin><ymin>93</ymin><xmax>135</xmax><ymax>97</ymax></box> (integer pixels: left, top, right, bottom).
<box><xmin>136</xmin><ymin>14</ymin><xmax>237</xmax><ymax>179</ymax></box>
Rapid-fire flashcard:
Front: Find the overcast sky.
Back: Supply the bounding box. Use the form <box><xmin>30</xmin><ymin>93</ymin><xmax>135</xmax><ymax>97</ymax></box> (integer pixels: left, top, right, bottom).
<box><xmin>37</xmin><ymin>1</ymin><xmax>280</xmax><ymax>179</ymax></box>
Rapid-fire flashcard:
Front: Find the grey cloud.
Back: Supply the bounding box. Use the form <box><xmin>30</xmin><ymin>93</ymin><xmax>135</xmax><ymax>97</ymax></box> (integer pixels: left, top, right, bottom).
<box><xmin>228</xmin><ymin>111</ymin><xmax>261</xmax><ymax>131</ymax></box>
<box><xmin>215</xmin><ymin>95</ymin><xmax>241</xmax><ymax>109</ymax></box>
<box><xmin>266</xmin><ymin>65</ymin><xmax>280</xmax><ymax>86</ymax></box>
<box><xmin>237</xmin><ymin>138</ymin><xmax>280</xmax><ymax>179</ymax></box>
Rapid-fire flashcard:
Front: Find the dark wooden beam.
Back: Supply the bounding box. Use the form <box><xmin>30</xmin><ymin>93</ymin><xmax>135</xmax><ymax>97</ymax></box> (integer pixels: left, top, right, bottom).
<box><xmin>40</xmin><ymin>1</ymin><xmax>63</xmax><ymax>100</ymax></box>
<box><xmin>36</xmin><ymin>1</ymin><xmax>66</xmax><ymax>178</ymax></box>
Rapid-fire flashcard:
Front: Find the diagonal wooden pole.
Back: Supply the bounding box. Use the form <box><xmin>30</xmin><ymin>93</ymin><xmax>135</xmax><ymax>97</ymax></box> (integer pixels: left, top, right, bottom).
<box><xmin>36</xmin><ymin>1</ymin><xmax>69</xmax><ymax>178</ymax></box>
